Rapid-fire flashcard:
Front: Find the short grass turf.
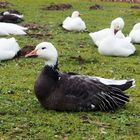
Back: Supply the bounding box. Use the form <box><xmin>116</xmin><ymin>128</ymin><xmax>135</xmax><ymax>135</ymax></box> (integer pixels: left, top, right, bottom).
<box><xmin>0</xmin><ymin>0</ymin><xmax>140</xmax><ymax>139</ymax></box>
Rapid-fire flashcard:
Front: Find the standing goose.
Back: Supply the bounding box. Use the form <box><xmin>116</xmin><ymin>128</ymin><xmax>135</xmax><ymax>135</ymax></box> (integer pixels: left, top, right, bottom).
<box><xmin>62</xmin><ymin>11</ymin><xmax>86</xmax><ymax>31</ymax></box>
<box><xmin>129</xmin><ymin>23</ymin><xmax>140</xmax><ymax>43</ymax></box>
<box><xmin>0</xmin><ymin>22</ymin><xmax>27</xmax><ymax>35</ymax></box>
<box><xmin>25</xmin><ymin>42</ymin><xmax>134</xmax><ymax>112</ymax></box>
<box><xmin>0</xmin><ymin>37</ymin><xmax>20</xmax><ymax>61</ymax></box>
<box><xmin>89</xmin><ymin>17</ymin><xmax>125</xmax><ymax>47</ymax></box>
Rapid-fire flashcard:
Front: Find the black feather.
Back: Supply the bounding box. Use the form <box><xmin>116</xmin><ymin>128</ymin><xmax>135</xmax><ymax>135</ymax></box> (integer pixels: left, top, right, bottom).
<box><xmin>34</xmin><ymin>65</ymin><xmax>130</xmax><ymax>112</ymax></box>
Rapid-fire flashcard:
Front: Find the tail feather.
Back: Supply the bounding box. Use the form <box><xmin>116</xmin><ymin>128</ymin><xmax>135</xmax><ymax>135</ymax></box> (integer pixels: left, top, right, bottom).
<box><xmin>110</xmin><ymin>79</ymin><xmax>135</xmax><ymax>91</ymax></box>
<box><xmin>94</xmin><ymin>86</ymin><xmax>129</xmax><ymax>111</ymax></box>
<box><xmin>110</xmin><ymin>87</ymin><xmax>129</xmax><ymax>106</ymax></box>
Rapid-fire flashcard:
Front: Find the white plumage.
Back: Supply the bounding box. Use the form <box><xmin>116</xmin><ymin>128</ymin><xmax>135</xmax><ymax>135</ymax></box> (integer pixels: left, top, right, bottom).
<box><xmin>89</xmin><ymin>17</ymin><xmax>125</xmax><ymax>46</ymax></box>
<box><xmin>98</xmin><ymin>35</ymin><xmax>135</xmax><ymax>57</ymax></box>
<box><xmin>0</xmin><ymin>22</ymin><xmax>27</xmax><ymax>35</ymax></box>
<box><xmin>62</xmin><ymin>11</ymin><xmax>86</xmax><ymax>31</ymax></box>
<box><xmin>129</xmin><ymin>23</ymin><xmax>140</xmax><ymax>43</ymax></box>
<box><xmin>0</xmin><ymin>37</ymin><xmax>20</xmax><ymax>61</ymax></box>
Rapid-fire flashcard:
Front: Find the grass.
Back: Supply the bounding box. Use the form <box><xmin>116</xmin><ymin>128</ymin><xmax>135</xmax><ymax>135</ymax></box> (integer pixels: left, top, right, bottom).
<box><xmin>0</xmin><ymin>0</ymin><xmax>140</xmax><ymax>139</ymax></box>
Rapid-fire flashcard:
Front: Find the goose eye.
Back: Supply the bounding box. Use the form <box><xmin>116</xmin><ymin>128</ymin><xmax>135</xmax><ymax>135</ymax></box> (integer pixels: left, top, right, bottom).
<box><xmin>42</xmin><ymin>47</ymin><xmax>46</xmax><ymax>50</ymax></box>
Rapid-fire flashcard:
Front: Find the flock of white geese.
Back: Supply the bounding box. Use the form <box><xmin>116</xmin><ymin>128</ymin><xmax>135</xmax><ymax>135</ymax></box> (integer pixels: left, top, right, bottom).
<box><xmin>0</xmin><ymin>10</ymin><xmax>137</xmax><ymax>112</ymax></box>
<box><xmin>0</xmin><ymin>10</ymin><xmax>139</xmax><ymax>60</ymax></box>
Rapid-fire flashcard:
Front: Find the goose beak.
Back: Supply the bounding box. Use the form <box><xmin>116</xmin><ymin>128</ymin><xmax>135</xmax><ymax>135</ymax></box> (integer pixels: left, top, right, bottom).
<box><xmin>25</xmin><ymin>50</ymin><xmax>38</xmax><ymax>58</ymax></box>
<box><xmin>114</xmin><ymin>29</ymin><xmax>119</xmax><ymax>34</ymax></box>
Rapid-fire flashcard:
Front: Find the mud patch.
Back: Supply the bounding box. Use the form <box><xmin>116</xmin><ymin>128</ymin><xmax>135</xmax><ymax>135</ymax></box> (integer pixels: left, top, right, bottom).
<box><xmin>0</xmin><ymin>2</ymin><xmax>11</xmax><ymax>8</ymax></box>
<box><xmin>130</xmin><ymin>5</ymin><xmax>140</xmax><ymax>9</ymax></box>
<box><xmin>28</xmin><ymin>32</ymin><xmax>53</xmax><ymax>39</ymax></box>
<box><xmin>42</xmin><ymin>3</ymin><xmax>72</xmax><ymax>10</ymax></box>
<box><xmin>89</xmin><ymin>4</ymin><xmax>103</xmax><ymax>10</ymax></box>
<box><xmin>21</xmin><ymin>23</ymin><xmax>52</xmax><ymax>39</ymax></box>
<box><xmin>21</xmin><ymin>23</ymin><xmax>48</xmax><ymax>30</ymax></box>
<box><xmin>17</xmin><ymin>45</ymin><xmax>35</xmax><ymax>57</ymax></box>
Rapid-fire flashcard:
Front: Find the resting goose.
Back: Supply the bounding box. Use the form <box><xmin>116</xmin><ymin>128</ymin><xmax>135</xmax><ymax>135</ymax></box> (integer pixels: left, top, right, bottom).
<box><xmin>89</xmin><ymin>17</ymin><xmax>125</xmax><ymax>46</ymax></box>
<box><xmin>62</xmin><ymin>11</ymin><xmax>86</xmax><ymax>31</ymax></box>
<box><xmin>129</xmin><ymin>23</ymin><xmax>140</xmax><ymax>43</ymax></box>
<box><xmin>0</xmin><ymin>22</ymin><xmax>27</xmax><ymax>35</ymax></box>
<box><xmin>25</xmin><ymin>42</ymin><xmax>135</xmax><ymax>112</ymax></box>
<box><xmin>0</xmin><ymin>37</ymin><xmax>20</xmax><ymax>61</ymax></box>
<box><xmin>0</xmin><ymin>11</ymin><xmax>23</xmax><ymax>23</ymax></box>
<box><xmin>98</xmin><ymin>35</ymin><xmax>136</xmax><ymax>57</ymax></box>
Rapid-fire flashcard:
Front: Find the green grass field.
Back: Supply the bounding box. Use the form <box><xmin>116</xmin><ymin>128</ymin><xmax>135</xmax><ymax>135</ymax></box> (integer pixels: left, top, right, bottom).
<box><xmin>0</xmin><ymin>0</ymin><xmax>140</xmax><ymax>139</ymax></box>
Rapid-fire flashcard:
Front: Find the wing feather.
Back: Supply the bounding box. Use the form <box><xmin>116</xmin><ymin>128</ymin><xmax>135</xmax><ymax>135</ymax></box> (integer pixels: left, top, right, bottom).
<box><xmin>59</xmin><ymin>74</ymin><xmax>129</xmax><ymax>111</ymax></box>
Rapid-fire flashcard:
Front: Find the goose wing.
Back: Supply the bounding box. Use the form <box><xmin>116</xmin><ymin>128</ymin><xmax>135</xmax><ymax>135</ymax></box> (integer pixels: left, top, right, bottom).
<box><xmin>64</xmin><ymin>73</ymin><xmax>135</xmax><ymax>91</ymax></box>
<box><xmin>59</xmin><ymin>74</ymin><xmax>129</xmax><ymax>111</ymax></box>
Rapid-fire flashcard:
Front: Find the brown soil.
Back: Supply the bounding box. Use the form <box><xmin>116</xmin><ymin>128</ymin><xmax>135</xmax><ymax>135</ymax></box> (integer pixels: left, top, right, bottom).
<box><xmin>21</xmin><ymin>22</ymin><xmax>52</xmax><ymax>39</ymax></box>
<box><xmin>17</xmin><ymin>45</ymin><xmax>35</xmax><ymax>57</ymax></box>
<box><xmin>89</xmin><ymin>4</ymin><xmax>103</xmax><ymax>10</ymax></box>
<box><xmin>20</xmin><ymin>23</ymin><xmax>48</xmax><ymax>30</ymax></box>
<box><xmin>0</xmin><ymin>2</ymin><xmax>11</xmax><ymax>8</ymax></box>
<box><xmin>28</xmin><ymin>32</ymin><xmax>53</xmax><ymax>39</ymax></box>
<box><xmin>42</xmin><ymin>3</ymin><xmax>72</xmax><ymax>10</ymax></box>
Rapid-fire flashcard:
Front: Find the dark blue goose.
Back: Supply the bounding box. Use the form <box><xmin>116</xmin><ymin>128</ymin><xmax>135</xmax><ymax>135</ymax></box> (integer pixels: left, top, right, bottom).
<box><xmin>26</xmin><ymin>42</ymin><xmax>135</xmax><ymax>112</ymax></box>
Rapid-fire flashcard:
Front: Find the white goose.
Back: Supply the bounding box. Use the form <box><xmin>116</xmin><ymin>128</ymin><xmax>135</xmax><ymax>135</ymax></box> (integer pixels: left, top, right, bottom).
<box><xmin>129</xmin><ymin>23</ymin><xmax>140</xmax><ymax>43</ymax></box>
<box><xmin>25</xmin><ymin>42</ymin><xmax>135</xmax><ymax>112</ymax></box>
<box><xmin>98</xmin><ymin>35</ymin><xmax>135</xmax><ymax>57</ymax></box>
<box><xmin>0</xmin><ymin>22</ymin><xmax>27</xmax><ymax>35</ymax></box>
<box><xmin>89</xmin><ymin>17</ymin><xmax>125</xmax><ymax>46</ymax></box>
<box><xmin>62</xmin><ymin>11</ymin><xmax>86</xmax><ymax>31</ymax></box>
<box><xmin>0</xmin><ymin>37</ymin><xmax>20</xmax><ymax>61</ymax></box>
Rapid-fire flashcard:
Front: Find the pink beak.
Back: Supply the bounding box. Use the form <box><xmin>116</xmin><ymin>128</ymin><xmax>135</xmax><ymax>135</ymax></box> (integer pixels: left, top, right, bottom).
<box><xmin>25</xmin><ymin>50</ymin><xmax>38</xmax><ymax>58</ymax></box>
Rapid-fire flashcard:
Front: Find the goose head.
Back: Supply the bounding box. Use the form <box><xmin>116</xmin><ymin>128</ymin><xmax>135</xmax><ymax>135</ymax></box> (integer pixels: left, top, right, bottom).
<box><xmin>110</xmin><ymin>17</ymin><xmax>124</xmax><ymax>34</ymax></box>
<box><xmin>71</xmin><ymin>11</ymin><xmax>80</xmax><ymax>18</ymax></box>
<box><xmin>133</xmin><ymin>23</ymin><xmax>140</xmax><ymax>30</ymax></box>
<box><xmin>25</xmin><ymin>42</ymin><xmax>58</xmax><ymax>67</ymax></box>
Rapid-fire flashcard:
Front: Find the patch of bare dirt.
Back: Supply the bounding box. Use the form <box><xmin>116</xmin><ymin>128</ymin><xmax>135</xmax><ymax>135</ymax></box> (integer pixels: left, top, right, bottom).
<box><xmin>17</xmin><ymin>45</ymin><xmax>35</xmax><ymax>57</ymax></box>
<box><xmin>21</xmin><ymin>23</ymin><xmax>52</xmax><ymax>39</ymax></box>
<box><xmin>0</xmin><ymin>1</ymin><xmax>11</xmax><ymax>8</ymax></box>
<box><xmin>42</xmin><ymin>3</ymin><xmax>72</xmax><ymax>10</ymax></box>
<box><xmin>89</xmin><ymin>4</ymin><xmax>103</xmax><ymax>10</ymax></box>
<box><xmin>20</xmin><ymin>23</ymin><xmax>48</xmax><ymax>30</ymax></box>
<box><xmin>28</xmin><ymin>32</ymin><xmax>53</xmax><ymax>39</ymax></box>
